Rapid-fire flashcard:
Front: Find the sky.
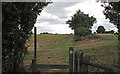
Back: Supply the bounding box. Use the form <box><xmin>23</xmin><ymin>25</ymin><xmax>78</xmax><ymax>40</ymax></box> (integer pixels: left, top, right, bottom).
<box><xmin>33</xmin><ymin>0</ymin><xmax>118</xmax><ymax>34</ymax></box>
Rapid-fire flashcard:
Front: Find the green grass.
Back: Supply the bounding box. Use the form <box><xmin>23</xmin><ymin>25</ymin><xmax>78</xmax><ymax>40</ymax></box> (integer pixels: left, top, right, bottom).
<box><xmin>95</xmin><ymin>34</ymin><xmax>118</xmax><ymax>40</ymax></box>
<box><xmin>24</xmin><ymin>34</ymin><xmax>118</xmax><ymax>72</ymax></box>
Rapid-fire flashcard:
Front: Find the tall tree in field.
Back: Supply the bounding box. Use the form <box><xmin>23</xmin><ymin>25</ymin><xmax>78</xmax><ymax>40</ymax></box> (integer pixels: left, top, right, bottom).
<box><xmin>66</xmin><ymin>10</ymin><xmax>96</xmax><ymax>41</ymax></box>
<box><xmin>102</xmin><ymin>2</ymin><xmax>120</xmax><ymax>67</ymax></box>
<box><xmin>96</xmin><ymin>26</ymin><xmax>105</xmax><ymax>33</ymax></box>
<box><xmin>2</xmin><ymin>2</ymin><xmax>51</xmax><ymax>72</ymax></box>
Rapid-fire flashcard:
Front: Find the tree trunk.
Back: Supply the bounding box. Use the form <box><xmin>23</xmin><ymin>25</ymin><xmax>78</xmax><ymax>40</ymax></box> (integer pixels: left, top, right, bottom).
<box><xmin>117</xmin><ymin>25</ymin><xmax>120</xmax><ymax>68</ymax></box>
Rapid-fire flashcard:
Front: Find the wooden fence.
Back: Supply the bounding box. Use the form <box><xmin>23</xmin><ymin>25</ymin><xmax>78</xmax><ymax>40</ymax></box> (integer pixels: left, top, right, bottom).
<box><xmin>30</xmin><ymin>48</ymin><xmax>120</xmax><ymax>72</ymax></box>
<box><xmin>74</xmin><ymin>50</ymin><xmax>120</xmax><ymax>72</ymax></box>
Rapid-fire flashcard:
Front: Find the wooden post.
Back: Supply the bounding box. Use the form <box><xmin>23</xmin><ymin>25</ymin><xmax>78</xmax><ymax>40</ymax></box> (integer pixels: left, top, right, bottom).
<box><xmin>82</xmin><ymin>55</ymin><xmax>90</xmax><ymax>72</ymax></box>
<box><xmin>34</xmin><ymin>27</ymin><xmax>37</xmax><ymax>59</ymax></box>
<box><xmin>32</xmin><ymin>58</ymin><xmax>36</xmax><ymax>72</ymax></box>
<box><xmin>74</xmin><ymin>51</ymin><xmax>78</xmax><ymax>72</ymax></box>
<box><xmin>77</xmin><ymin>50</ymin><xmax>83</xmax><ymax>72</ymax></box>
<box><xmin>33</xmin><ymin>27</ymin><xmax>37</xmax><ymax>72</ymax></box>
<box><xmin>69</xmin><ymin>47</ymin><xmax>73</xmax><ymax>72</ymax></box>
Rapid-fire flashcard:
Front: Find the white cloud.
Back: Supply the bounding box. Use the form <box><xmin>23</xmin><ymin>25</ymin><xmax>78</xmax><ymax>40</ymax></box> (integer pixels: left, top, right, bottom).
<box><xmin>65</xmin><ymin>2</ymin><xmax>105</xmax><ymax>19</ymax></box>
<box><xmin>36</xmin><ymin>11</ymin><xmax>66</xmax><ymax>24</ymax></box>
<box><xmin>35</xmin><ymin>22</ymin><xmax>49</xmax><ymax>27</ymax></box>
<box><xmin>39</xmin><ymin>11</ymin><xmax>59</xmax><ymax>19</ymax></box>
<box><xmin>35</xmin><ymin>23</ymin><xmax>74</xmax><ymax>34</ymax></box>
<box><xmin>51</xmin><ymin>0</ymin><xmax>96</xmax><ymax>2</ymax></box>
<box><xmin>47</xmin><ymin>24</ymin><xmax>74</xmax><ymax>34</ymax></box>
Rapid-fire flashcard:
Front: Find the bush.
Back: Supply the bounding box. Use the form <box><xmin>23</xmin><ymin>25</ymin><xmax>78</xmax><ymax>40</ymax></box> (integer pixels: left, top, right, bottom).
<box><xmin>66</xmin><ymin>10</ymin><xmax>96</xmax><ymax>41</ymax></box>
<box><xmin>74</xmin><ymin>27</ymin><xmax>92</xmax><ymax>41</ymax></box>
<box><xmin>2</xmin><ymin>2</ymin><xmax>50</xmax><ymax>72</ymax></box>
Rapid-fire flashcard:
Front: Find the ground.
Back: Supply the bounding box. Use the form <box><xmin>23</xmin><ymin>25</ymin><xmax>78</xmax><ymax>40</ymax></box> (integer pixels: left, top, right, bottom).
<box><xmin>24</xmin><ymin>33</ymin><xmax>118</xmax><ymax>72</ymax></box>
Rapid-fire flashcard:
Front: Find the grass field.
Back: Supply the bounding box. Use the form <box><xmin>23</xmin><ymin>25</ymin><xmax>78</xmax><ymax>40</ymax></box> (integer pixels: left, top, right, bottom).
<box><xmin>24</xmin><ymin>34</ymin><xmax>118</xmax><ymax>72</ymax></box>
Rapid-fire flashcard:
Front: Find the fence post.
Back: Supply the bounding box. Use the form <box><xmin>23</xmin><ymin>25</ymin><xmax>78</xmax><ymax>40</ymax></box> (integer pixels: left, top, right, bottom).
<box><xmin>74</xmin><ymin>51</ymin><xmax>78</xmax><ymax>72</ymax></box>
<box><xmin>34</xmin><ymin>27</ymin><xmax>37</xmax><ymax>59</ymax></box>
<box><xmin>69</xmin><ymin>47</ymin><xmax>73</xmax><ymax>72</ymax></box>
<box><xmin>32</xmin><ymin>58</ymin><xmax>36</xmax><ymax>72</ymax></box>
<box><xmin>77</xmin><ymin>50</ymin><xmax>83</xmax><ymax>72</ymax></box>
<box><xmin>82</xmin><ymin>55</ymin><xmax>90</xmax><ymax>72</ymax></box>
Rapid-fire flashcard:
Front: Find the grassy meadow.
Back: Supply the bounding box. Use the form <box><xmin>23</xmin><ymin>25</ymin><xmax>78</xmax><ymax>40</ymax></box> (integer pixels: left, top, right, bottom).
<box><xmin>24</xmin><ymin>34</ymin><xmax>118</xmax><ymax>72</ymax></box>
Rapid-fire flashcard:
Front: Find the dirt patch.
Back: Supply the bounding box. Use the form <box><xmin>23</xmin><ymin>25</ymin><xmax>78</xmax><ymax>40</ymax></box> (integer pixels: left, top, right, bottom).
<box><xmin>37</xmin><ymin>69</ymin><xmax>68</xmax><ymax>72</ymax></box>
<box><xmin>76</xmin><ymin>34</ymin><xmax>102</xmax><ymax>41</ymax></box>
<box><xmin>76</xmin><ymin>39</ymin><xmax>114</xmax><ymax>49</ymax></box>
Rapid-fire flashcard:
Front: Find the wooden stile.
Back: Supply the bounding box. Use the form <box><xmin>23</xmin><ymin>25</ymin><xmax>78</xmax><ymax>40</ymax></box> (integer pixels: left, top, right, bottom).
<box><xmin>31</xmin><ymin>31</ymin><xmax>74</xmax><ymax>72</ymax></box>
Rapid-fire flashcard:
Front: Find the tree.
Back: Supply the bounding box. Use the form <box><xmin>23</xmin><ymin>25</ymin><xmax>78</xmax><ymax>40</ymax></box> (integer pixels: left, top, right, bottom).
<box><xmin>2</xmin><ymin>2</ymin><xmax>51</xmax><ymax>72</ymax></box>
<box><xmin>102</xmin><ymin>2</ymin><xmax>120</xmax><ymax>67</ymax></box>
<box><xmin>110</xmin><ymin>30</ymin><xmax>114</xmax><ymax>34</ymax></box>
<box><xmin>66</xmin><ymin>10</ymin><xmax>96</xmax><ymax>41</ymax></box>
<box><xmin>96</xmin><ymin>26</ymin><xmax>105</xmax><ymax>33</ymax></box>
<box><xmin>104</xmin><ymin>30</ymin><xmax>115</xmax><ymax>34</ymax></box>
<box><xmin>102</xmin><ymin>2</ymin><xmax>120</xmax><ymax>35</ymax></box>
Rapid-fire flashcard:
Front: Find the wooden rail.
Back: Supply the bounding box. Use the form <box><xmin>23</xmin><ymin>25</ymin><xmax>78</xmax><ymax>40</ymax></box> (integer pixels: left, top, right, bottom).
<box><xmin>74</xmin><ymin>50</ymin><xmax>120</xmax><ymax>72</ymax></box>
<box><xmin>88</xmin><ymin>60</ymin><xmax>120</xmax><ymax>72</ymax></box>
<box><xmin>33</xmin><ymin>64</ymin><xmax>69</xmax><ymax>69</ymax></box>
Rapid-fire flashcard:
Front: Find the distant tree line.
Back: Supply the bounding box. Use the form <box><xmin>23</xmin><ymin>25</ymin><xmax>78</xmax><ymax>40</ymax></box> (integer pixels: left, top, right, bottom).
<box><xmin>96</xmin><ymin>25</ymin><xmax>115</xmax><ymax>34</ymax></box>
<box><xmin>104</xmin><ymin>30</ymin><xmax>114</xmax><ymax>34</ymax></box>
<box><xmin>40</xmin><ymin>32</ymin><xmax>52</xmax><ymax>34</ymax></box>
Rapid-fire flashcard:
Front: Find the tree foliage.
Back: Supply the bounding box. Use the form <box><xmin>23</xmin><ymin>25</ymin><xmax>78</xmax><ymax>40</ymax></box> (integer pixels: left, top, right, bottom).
<box><xmin>104</xmin><ymin>30</ymin><xmax>114</xmax><ymax>34</ymax></box>
<box><xmin>66</xmin><ymin>10</ymin><xmax>96</xmax><ymax>41</ymax></box>
<box><xmin>96</xmin><ymin>26</ymin><xmax>105</xmax><ymax>33</ymax></box>
<box><xmin>102</xmin><ymin>2</ymin><xmax>120</xmax><ymax>36</ymax></box>
<box><xmin>110</xmin><ymin>30</ymin><xmax>114</xmax><ymax>34</ymax></box>
<box><xmin>2</xmin><ymin>2</ymin><xmax>50</xmax><ymax>72</ymax></box>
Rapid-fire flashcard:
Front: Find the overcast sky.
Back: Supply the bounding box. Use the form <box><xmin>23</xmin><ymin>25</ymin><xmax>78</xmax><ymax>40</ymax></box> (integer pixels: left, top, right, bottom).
<box><xmin>33</xmin><ymin>0</ymin><xmax>118</xmax><ymax>34</ymax></box>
